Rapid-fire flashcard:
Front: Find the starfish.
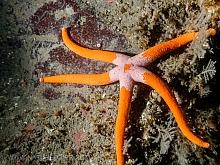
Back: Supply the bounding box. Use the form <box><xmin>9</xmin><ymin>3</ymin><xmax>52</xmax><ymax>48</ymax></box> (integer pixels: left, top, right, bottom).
<box><xmin>40</xmin><ymin>28</ymin><xmax>215</xmax><ymax>165</ymax></box>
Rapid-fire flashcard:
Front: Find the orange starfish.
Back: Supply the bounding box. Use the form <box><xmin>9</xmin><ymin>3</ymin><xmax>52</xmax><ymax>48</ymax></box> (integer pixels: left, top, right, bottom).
<box><xmin>40</xmin><ymin>28</ymin><xmax>216</xmax><ymax>165</ymax></box>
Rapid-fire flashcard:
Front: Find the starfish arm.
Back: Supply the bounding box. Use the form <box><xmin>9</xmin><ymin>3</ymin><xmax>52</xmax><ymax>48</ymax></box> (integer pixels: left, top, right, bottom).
<box><xmin>62</xmin><ymin>28</ymin><xmax>121</xmax><ymax>63</ymax></box>
<box><xmin>131</xmin><ymin>28</ymin><xmax>216</xmax><ymax>66</ymax></box>
<box><xmin>40</xmin><ymin>71</ymin><xmax>116</xmax><ymax>85</ymax></box>
<box><xmin>115</xmin><ymin>85</ymin><xmax>133</xmax><ymax>165</ymax></box>
<box><xmin>131</xmin><ymin>68</ymin><xmax>209</xmax><ymax>148</ymax></box>
<box><xmin>141</xmin><ymin>71</ymin><xmax>209</xmax><ymax>148</ymax></box>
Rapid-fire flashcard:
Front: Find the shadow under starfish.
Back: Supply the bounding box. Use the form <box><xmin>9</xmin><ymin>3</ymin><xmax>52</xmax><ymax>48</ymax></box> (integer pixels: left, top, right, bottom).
<box><xmin>40</xmin><ymin>27</ymin><xmax>216</xmax><ymax>165</ymax></box>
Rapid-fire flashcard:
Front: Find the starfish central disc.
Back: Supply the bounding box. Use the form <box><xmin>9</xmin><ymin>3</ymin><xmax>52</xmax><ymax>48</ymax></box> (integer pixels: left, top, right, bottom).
<box><xmin>124</xmin><ymin>63</ymin><xmax>132</xmax><ymax>72</ymax></box>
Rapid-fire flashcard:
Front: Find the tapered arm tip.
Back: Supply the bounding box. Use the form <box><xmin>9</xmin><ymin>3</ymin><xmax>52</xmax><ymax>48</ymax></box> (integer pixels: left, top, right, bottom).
<box><xmin>208</xmin><ymin>28</ymin><xmax>216</xmax><ymax>36</ymax></box>
<box><xmin>40</xmin><ymin>78</ymin><xmax>44</xmax><ymax>82</ymax></box>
